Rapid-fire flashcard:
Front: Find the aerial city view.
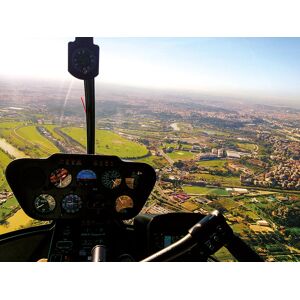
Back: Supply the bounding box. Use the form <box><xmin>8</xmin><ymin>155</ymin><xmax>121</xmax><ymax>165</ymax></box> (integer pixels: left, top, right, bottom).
<box><xmin>0</xmin><ymin>38</ymin><xmax>299</xmax><ymax>261</ymax></box>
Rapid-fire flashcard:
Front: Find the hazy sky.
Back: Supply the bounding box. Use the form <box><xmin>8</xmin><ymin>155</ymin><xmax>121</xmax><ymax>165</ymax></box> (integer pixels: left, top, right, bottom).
<box><xmin>1</xmin><ymin>37</ymin><xmax>300</xmax><ymax>102</ymax></box>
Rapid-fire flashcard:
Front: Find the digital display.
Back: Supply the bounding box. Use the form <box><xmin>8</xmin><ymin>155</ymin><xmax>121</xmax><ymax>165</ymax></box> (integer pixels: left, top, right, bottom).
<box><xmin>163</xmin><ymin>235</ymin><xmax>183</xmax><ymax>248</ymax></box>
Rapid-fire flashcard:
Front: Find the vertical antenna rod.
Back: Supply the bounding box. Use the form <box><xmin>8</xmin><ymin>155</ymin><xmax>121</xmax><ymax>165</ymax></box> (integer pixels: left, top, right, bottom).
<box><xmin>68</xmin><ymin>37</ymin><xmax>100</xmax><ymax>154</ymax></box>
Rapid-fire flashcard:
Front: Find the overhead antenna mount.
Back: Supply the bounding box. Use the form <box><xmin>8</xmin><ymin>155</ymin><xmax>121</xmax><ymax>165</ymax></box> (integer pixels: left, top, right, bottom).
<box><xmin>68</xmin><ymin>37</ymin><xmax>100</xmax><ymax>154</ymax></box>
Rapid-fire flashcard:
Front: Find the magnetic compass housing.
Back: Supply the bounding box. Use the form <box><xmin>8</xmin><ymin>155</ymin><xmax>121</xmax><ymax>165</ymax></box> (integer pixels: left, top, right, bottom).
<box><xmin>68</xmin><ymin>37</ymin><xmax>99</xmax><ymax>80</ymax></box>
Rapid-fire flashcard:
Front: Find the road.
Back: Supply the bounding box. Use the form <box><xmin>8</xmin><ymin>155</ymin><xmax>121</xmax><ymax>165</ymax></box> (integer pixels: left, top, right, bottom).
<box><xmin>157</xmin><ymin>149</ymin><xmax>174</xmax><ymax>165</ymax></box>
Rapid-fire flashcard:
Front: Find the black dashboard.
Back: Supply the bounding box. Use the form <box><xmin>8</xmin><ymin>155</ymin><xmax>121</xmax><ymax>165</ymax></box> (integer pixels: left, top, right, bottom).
<box><xmin>6</xmin><ymin>153</ymin><xmax>156</xmax><ymax>221</ymax></box>
<box><xmin>5</xmin><ymin>153</ymin><xmax>237</xmax><ymax>262</ymax></box>
<box><xmin>5</xmin><ymin>154</ymin><xmax>157</xmax><ymax>261</ymax></box>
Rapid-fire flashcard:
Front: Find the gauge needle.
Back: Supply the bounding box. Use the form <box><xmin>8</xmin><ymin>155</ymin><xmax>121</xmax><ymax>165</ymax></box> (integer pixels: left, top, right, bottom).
<box><xmin>36</xmin><ymin>204</ymin><xmax>45</xmax><ymax>209</ymax></box>
<box><xmin>112</xmin><ymin>180</ymin><xmax>117</xmax><ymax>188</ymax></box>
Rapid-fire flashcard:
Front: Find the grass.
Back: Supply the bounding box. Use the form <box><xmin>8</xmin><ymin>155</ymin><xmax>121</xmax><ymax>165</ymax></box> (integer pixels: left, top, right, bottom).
<box><xmin>181</xmin><ymin>201</ymin><xmax>199</xmax><ymax>211</ymax></box>
<box><xmin>0</xmin><ymin>121</ymin><xmax>24</xmax><ymax>129</ymax></box>
<box><xmin>236</xmin><ymin>143</ymin><xmax>257</xmax><ymax>152</ymax></box>
<box><xmin>197</xmin><ymin>159</ymin><xmax>227</xmax><ymax>168</ymax></box>
<box><xmin>0</xmin><ymin>209</ymin><xmax>33</xmax><ymax>235</ymax></box>
<box><xmin>183</xmin><ymin>185</ymin><xmax>230</xmax><ymax>196</ymax></box>
<box><xmin>195</xmin><ymin>128</ymin><xmax>231</xmax><ymax>136</ymax></box>
<box><xmin>134</xmin><ymin>156</ymin><xmax>168</xmax><ymax>168</ymax></box>
<box><xmin>0</xmin><ymin>148</ymin><xmax>12</xmax><ymax>168</ymax></box>
<box><xmin>0</xmin><ymin>150</ymin><xmax>12</xmax><ymax>190</ymax></box>
<box><xmin>194</xmin><ymin>173</ymin><xmax>241</xmax><ymax>186</ymax></box>
<box><xmin>162</xmin><ymin>143</ymin><xmax>178</xmax><ymax>149</ymax></box>
<box><xmin>0</xmin><ymin>196</ymin><xmax>18</xmax><ymax>210</ymax></box>
<box><xmin>237</xmin><ymin>207</ymin><xmax>261</xmax><ymax>221</ymax></box>
<box><xmin>249</xmin><ymin>224</ymin><xmax>274</xmax><ymax>233</ymax></box>
<box><xmin>213</xmin><ymin>247</ymin><xmax>237</xmax><ymax>261</ymax></box>
<box><xmin>168</xmin><ymin>151</ymin><xmax>195</xmax><ymax>161</ymax></box>
<box><xmin>231</xmin><ymin>223</ymin><xmax>249</xmax><ymax>234</ymax></box>
<box><xmin>16</xmin><ymin>126</ymin><xmax>59</xmax><ymax>154</ymax></box>
<box><xmin>0</xmin><ymin>122</ymin><xmax>58</xmax><ymax>158</ymax></box>
<box><xmin>61</xmin><ymin>127</ymin><xmax>149</xmax><ymax>158</ymax></box>
<box><xmin>117</xmin><ymin>128</ymin><xmax>166</xmax><ymax>139</ymax></box>
<box><xmin>0</xmin><ymin>122</ymin><xmax>30</xmax><ymax>153</ymax></box>
<box><xmin>213</xmin><ymin>198</ymin><xmax>242</xmax><ymax>210</ymax></box>
<box><xmin>0</xmin><ymin>169</ymin><xmax>8</xmax><ymax>190</ymax></box>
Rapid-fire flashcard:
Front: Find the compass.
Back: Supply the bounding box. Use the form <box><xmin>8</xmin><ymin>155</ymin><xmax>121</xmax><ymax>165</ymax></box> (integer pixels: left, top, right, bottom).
<box><xmin>72</xmin><ymin>48</ymin><xmax>97</xmax><ymax>76</ymax></box>
<box><xmin>68</xmin><ymin>37</ymin><xmax>99</xmax><ymax>80</ymax></box>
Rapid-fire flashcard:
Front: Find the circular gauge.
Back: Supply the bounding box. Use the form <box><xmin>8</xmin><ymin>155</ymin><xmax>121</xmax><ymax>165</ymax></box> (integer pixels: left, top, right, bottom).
<box><xmin>62</xmin><ymin>194</ymin><xmax>82</xmax><ymax>214</ymax></box>
<box><xmin>34</xmin><ymin>194</ymin><xmax>56</xmax><ymax>214</ymax></box>
<box><xmin>101</xmin><ymin>170</ymin><xmax>122</xmax><ymax>189</ymax></box>
<box><xmin>125</xmin><ymin>171</ymin><xmax>143</xmax><ymax>189</ymax></box>
<box><xmin>72</xmin><ymin>48</ymin><xmax>97</xmax><ymax>75</ymax></box>
<box><xmin>50</xmin><ymin>168</ymin><xmax>72</xmax><ymax>188</ymax></box>
<box><xmin>77</xmin><ymin>169</ymin><xmax>97</xmax><ymax>186</ymax></box>
<box><xmin>115</xmin><ymin>195</ymin><xmax>134</xmax><ymax>213</ymax></box>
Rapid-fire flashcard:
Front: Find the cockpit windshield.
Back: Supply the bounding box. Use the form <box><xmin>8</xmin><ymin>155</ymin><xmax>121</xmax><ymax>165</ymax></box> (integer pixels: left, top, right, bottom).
<box><xmin>0</xmin><ymin>37</ymin><xmax>299</xmax><ymax>262</ymax></box>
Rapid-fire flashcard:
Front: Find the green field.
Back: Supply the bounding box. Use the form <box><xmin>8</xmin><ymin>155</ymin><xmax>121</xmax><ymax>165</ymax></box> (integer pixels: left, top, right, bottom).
<box><xmin>181</xmin><ymin>201</ymin><xmax>199</xmax><ymax>211</ymax></box>
<box><xmin>168</xmin><ymin>151</ymin><xmax>195</xmax><ymax>161</ymax></box>
<box><xmin>195</xmin><ymin>128</ymin><xmax>231</xmax><ymax>136</ymax></box>
<box><xmin>197</xmin><ymin>159</ymin><xmax>227</xmax><ymax>168</ymax></box>
<box><xmin>236</xmin><ymin>143</ymin><xmax>257</xmax><ymax>152</ymax></box>
<box><xmin>0</xmin><ymin>149</ymin><xmax>12</xmax><ymax>168</ymax></box>
<box><xmin>61</xmin><ymin>127</ymin><xmax>149</xmax><ymax>158</ymax></box>
<box><xmin>0</xmin><ymin>195</ymin><xmax>18</xmax><ymax>210</ymax></box>
<box><xmin>194</xmin><ymin>173</ymin><xmax>241</xmax><ymax>186</ymax></box>
<box><xmin>211</xmin><ymin>198</ymin><xmax>242</xmax><ymax>210</ymax></box>
<box><xmin>213</xmin><ymin>247</ymin><xmax>237</xmax><ymax>261</ymax></box>
<box><xmin>0</xmin><ymin>209</ymin><xmax>33</xmax><ymax>235</ymax></box>
<box><xmin>0</xmin><ymin>121</ymin><xmax>24</xmax><ymax>129</ymax></box>
<box><xmin>231</xmin><ymin>223</ymin><xmax>249</xmax><ymax>234</ymax></box>
<box><xmin>17</xmin><ymin>126</ymin><xmax>59</xmax><ymax>154</ymax></box>
<box><xmin>117</xmin><ymin>128</ymin><xmax>167</xmax><ymax>139</ymax></box>
<box><xmin>0</xmin><ymin>150</ymin><xmax>12</xmax><ymax>190</ymax></box>
<box><xmin>0</xmin><ymin>122</ymin><xmax>59</xmax><ymax>157</ymax></box>
<box><xmin>0</xmin><ymin>122</ymin><xmax>28</xmax><ymax>150</ymax></box>
<box><xmin>134</xmin><ymin>155</ymin><xmax>168</xmax><ymax>168</ymax></box>
<box><xmin>183</xmin><ymin>185</ymin><xmax>230</xmax><ymax>196</ymax></box>
<box><xmin>162</xmin><ymin>143</ymin><xmax>178</xmax><ymax>149</ymax></box>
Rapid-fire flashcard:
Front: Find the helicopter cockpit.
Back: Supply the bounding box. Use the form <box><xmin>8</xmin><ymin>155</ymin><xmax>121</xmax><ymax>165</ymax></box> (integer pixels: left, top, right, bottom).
<box><xmin>0</xmin><ymin>37</ymin><xmax>263</xmax><ymax>262</ymax></box>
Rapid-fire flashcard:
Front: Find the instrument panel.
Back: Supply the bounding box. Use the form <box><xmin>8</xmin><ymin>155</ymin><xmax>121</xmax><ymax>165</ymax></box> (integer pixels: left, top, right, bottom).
<box><xmin>5</xmin><ymin>154</ymin><xmax>156</xmax><ymax>221</ymax></box>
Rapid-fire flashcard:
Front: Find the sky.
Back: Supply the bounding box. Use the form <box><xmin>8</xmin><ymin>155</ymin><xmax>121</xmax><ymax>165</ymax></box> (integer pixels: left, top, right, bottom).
<box><xmin>1</xmin><ymin>37</ymin><xmax>300</xmax><ymax>103</ymax></box>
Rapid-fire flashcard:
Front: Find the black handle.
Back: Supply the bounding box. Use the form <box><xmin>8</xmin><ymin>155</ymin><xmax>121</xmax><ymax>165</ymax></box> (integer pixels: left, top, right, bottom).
<box><xmin>226</xmin><ymin>235</ymin><xmax>264</xmax><ymax>262</ymax></box>
<box><xmin>142</xmin><ymin>210</ymin><xmax>264</xmax><ymax>262</ymax></box>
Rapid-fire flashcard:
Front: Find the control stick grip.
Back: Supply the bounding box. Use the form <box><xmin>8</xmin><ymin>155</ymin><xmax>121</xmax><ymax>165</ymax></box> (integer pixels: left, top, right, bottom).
<box><xmin>91</xmin><ymin>245</ymin><xmax>107</xmax><ymax>262</ymax></box>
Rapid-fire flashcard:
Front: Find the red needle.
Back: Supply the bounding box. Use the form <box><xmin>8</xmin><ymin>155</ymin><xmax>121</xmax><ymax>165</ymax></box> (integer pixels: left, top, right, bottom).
<box><xmin>81</xmin><ymin>96</ymin><xmax>86</xmax><ymax>113</ymax></box>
